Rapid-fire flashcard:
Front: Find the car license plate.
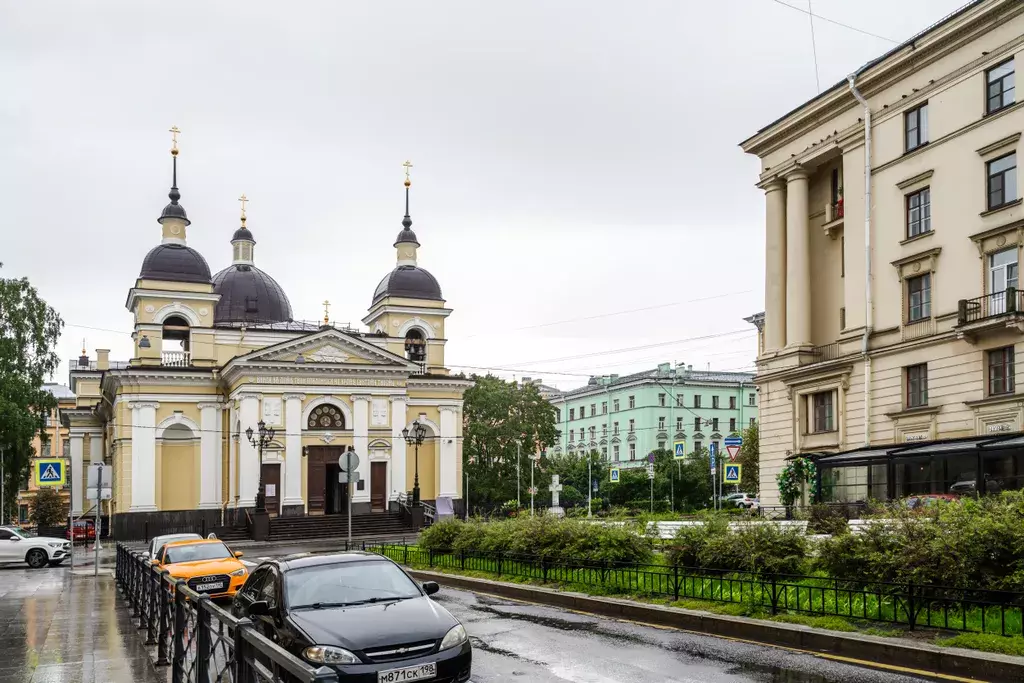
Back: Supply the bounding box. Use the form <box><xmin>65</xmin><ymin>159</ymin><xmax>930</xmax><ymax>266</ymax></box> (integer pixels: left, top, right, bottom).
<box><xmin>378</xmin><ymin>662</ymin><xmax>436</xmax><ymax>682</ymax></box>
<box><xmin>195</xmin><ymin>582</ymin><xmax>225</xmax><ymax>592</ymax></box>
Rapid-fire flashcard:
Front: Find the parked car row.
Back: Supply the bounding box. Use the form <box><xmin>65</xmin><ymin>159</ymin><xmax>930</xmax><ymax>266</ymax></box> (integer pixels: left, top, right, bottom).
<box><xmin>141</xmin><ymin>534</ymin><xmax>473</xmax><ymax>680</ymax></box>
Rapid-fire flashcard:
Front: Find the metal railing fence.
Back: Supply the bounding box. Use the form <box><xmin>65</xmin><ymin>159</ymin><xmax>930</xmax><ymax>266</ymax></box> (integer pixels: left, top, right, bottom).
<box><xmin>116</xmin><ymin>543</ymin><xmax>339</xmax><ymax>683</ymax></box>
<box><xmin>366</xmin><ymin>543</ymin><xmax>1024</xmax><ymax>637</ymax></box>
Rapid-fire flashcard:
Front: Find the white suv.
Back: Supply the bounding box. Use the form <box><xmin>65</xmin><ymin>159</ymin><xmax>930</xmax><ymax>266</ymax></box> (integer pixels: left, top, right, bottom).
<box><xmin>0</xmin><ymin>526</ymin><xmax>71</xmax><ymax>568</ymax></box>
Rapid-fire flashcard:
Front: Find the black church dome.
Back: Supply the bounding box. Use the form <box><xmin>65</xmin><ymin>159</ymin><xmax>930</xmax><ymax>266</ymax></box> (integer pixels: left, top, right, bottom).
<box><xmin>372</xmin><ymin>266</ymin><xmax>443</xmax><ymax>305</ymax></box>
<box><xmin>212</xmin><ymin>265</ymin><xmax>293</xmax><ymax>325</ymax></box>
<box><xmin>139</xmin><ymin>244</ymin><xmax>212</xmax><ymax>284</ymax></box>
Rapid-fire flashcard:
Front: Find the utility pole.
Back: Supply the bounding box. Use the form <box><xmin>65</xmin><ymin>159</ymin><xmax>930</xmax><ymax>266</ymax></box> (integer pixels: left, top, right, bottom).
<box><xmin>587</xmin><ymin>450</ymin><xmax>592</xmax><ymax>518</ymax></box>
<box><xmin>1</xmin><ymin>446</ymin><xmax>5</xmax><ymax>526</ymax></box>
<box><xmin>516</xmin><ymin>440</ymin><xmax>521</xmax><ymax>508</ymax></box>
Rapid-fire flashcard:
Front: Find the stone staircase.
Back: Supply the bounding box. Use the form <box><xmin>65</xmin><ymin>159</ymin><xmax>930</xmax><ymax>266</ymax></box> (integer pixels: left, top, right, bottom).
<box><xmin>267</xmin><ymin>513</ymin><xmax>415</xmax><ymax>543</ymax></box>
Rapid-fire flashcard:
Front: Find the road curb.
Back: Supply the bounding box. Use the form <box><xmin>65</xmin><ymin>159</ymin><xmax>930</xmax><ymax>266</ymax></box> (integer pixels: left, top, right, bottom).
<box><xmin>407</xmin><ymin>569</ymin><xmax>1024</xmax><ymax>683</ymax></box>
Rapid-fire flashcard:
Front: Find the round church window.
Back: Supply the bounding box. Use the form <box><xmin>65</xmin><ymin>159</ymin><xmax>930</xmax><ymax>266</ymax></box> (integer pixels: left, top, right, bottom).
<box><xmin>308</xmin><ymin>404</ymin><xmax>346</xmax><ymax>431</ymax></box>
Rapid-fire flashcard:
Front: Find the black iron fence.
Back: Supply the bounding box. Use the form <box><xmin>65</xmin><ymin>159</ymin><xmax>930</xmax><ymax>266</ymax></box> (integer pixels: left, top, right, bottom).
<box><xmin>112</xmin><ymin>508</ymin><xmax>249</xmax><ymax>542</ymax></box>
<box><xmin>116</xmin><ymin>543</ymin><xmax>339</xmax><ymax>682</ymax></box>
<box><xmin>958</xmin><ymin>288</ymin><xmax>1022</xmax><ymax>326</ymax></box>
<box><xmin>367</xmin><ymin>543</ymin><xmax>1024</xmax><ymax>637</ymax></box>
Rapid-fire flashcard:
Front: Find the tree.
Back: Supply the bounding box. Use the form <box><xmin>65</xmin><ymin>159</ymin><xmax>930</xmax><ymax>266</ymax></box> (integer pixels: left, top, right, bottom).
<box><xmin>737</xmin><ymin>422</ymin><xmax>759</xmax><ymax>494</ymax></box>
<box><xmin>30</xmin><ymin>487</ymin><xmax>66</xmax><ymax>527</ymax></box>
<box><xmin>463</xmin><ymin>375</ymin><xmax>559</xmax><ymax>510</ymax></box>
<box><xmin>0</xmin><ymin>264</ymin><xmax>64</xmax><ymax>520</ymax></box>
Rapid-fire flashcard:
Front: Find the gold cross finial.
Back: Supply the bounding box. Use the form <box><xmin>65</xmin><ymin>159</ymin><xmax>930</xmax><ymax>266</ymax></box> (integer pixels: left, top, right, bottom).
<box><xmin>169</xmin><ymin>125</ymin><xmax>181</xmax><ymax>156</ymax></box>
<box><xmin>238</xmin><ymin>193</ymin><xmax>248</xmax><ymax>224</ymax></box>
<box><xmin>322</xmin><ymin>300</ymin><xmax>331</xmax><ymax>325</ymax></box>
<box><xmin>81</xmin><ymin>338</ymin><xmax>86</xmax><ymax>355</ymax></box>
<box><xmin>403</xmin><ymin>160</ymin><xmax>413</xmax><ymax>187</ymax></box>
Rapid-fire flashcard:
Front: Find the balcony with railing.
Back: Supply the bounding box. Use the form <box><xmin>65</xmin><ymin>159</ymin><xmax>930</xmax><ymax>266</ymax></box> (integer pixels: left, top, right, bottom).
<box><xmin>161</xmin><ymin>351</ymin><xmax>191</xmax><ymax>367</ymax></box>
<box><xmin>955</xmin><ymin>288</ymin><xmax>1024</xmax><ymax>341</ymax></box>
<box><xmin>822</xmin><ymin>198</ymin><xmax>844</xmax><ymax>238</ymax></box>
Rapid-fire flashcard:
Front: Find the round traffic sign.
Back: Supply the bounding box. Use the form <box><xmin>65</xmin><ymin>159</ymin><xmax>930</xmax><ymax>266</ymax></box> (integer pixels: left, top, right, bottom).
<box><xmin>338</xmin><ymin>449</ymin><xmax>360</xmax><ymax>472</ymax></box>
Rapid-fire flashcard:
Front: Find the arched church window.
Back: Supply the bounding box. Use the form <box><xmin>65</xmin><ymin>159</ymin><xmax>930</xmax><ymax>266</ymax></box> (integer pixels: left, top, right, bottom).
<box><xmin>404</xmin><ymin>329</ymin><xmax>426</xmax><ymax>362</ymax></box>
<box><xmin>162</xmin><ymin>315</ymin><xmax>191</xmax><ymax>366</ymax></box>
<box><xmin>308</xmin><ymin>405</ymin><xmax>346</xmax><ymax>430</ymax></box>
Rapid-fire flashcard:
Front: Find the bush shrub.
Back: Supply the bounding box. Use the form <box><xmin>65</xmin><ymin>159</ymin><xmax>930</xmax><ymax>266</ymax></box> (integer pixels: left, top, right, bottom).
<box><xmin>665</xmin><ymin>515</ymin><xmax>808</xmax><ymax>575</ymax></box>
<box><xmin>418</xmin><ymin>515</ymin><xmax>653</xmax><ymax>565</ymax></box>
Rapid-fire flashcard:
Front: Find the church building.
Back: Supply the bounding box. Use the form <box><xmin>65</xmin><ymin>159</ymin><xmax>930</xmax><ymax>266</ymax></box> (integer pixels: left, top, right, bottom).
<box><xmin>62</xmin><ymin>131</ymin><xmax>471</xmax><ymax>535</ymax></box>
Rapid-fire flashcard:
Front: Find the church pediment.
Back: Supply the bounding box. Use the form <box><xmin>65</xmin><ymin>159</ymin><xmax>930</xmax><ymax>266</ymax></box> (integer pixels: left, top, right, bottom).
<box><xmin>225</xmin><ymin>328</ymin><xmax>414</xmax><ymax>371</ymax></box>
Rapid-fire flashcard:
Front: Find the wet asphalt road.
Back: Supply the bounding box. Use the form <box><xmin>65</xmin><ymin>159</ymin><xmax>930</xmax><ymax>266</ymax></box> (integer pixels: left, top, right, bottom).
<box><xmin>233</xmin><ymin>544</ymin><xmax>932</xmax><ymax>683</ymax></box>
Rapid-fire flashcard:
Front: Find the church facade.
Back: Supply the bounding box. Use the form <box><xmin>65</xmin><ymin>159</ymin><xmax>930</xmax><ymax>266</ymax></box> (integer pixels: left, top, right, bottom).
<box><xmin>63</xmin><ymin>135</ymin><xmax>470</xmax><ymax>529</ymax></box>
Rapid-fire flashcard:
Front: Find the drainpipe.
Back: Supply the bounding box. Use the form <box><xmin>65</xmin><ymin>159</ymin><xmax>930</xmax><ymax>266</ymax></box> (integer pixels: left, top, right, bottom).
<box><xmin>847</xmin><ymin>71</ymin><xmax>872</xmax><ymax>447</ymax></box>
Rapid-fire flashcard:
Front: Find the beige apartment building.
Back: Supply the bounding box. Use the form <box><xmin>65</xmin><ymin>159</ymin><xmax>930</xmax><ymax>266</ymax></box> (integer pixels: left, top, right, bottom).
<box><xmin>741</xmin><ymin>0</ymin><xmax>1024</xmax><ymax>506</ymax></box>
<box><xmin>14</xmin><ymin>384</ymin><xmax>76</xmax><ymax>525</ymax></box>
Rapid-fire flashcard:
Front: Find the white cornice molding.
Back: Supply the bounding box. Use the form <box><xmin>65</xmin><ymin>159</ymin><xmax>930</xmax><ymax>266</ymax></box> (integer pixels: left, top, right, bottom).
<box><xmin>350</xmin><ymin>394</ymin><xmax>372</xmax><ymax>402</ymax></box>
<box><xmin>282</xmin><ymin>393</ymin><xmax>306</xmax><ymax>402</ymax></box>
<box><xmin>196</xmin><ymin>402</ymin><xmax>226</xmax><ymax>411</ymax></box>
<box><xmin>389</xmin><ymin>395</ymin><xmax>407</xmax><ymax>404</ymax></box>
<box><xmin>128</xmin><ymin>401</ymin><xmax>160</xmax><ymax>410</ymax></box>
<box><xmin>362</xmin><ymin>304</ymin><xmax>453</xmax><ymax>326</ymax></box>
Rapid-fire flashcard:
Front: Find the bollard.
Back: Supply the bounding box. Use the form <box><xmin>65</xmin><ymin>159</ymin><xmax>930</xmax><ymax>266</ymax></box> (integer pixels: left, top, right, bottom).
<box><xmin>172</xmin><ymin>580</ymin><xmax>187</xmax><ymax>683</ymax></box>
<box><xmin>156</xmin><ymin>571</ymin><xmax>171</xmax><ymax>666</ymax></box>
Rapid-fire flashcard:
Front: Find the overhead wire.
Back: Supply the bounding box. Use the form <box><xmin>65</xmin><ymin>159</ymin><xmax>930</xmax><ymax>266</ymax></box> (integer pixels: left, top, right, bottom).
<box><xmin>768</xmin><ymin>0</ymin><xmax>899</xmax><ymax>43</ymax></box>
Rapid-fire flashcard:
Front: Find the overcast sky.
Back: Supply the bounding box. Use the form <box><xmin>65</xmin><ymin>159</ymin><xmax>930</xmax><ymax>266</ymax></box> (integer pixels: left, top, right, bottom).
<box><xmin>1</xmin><ymin>1</ymin><xmax>968</xmax><ymax>389</ymax></box>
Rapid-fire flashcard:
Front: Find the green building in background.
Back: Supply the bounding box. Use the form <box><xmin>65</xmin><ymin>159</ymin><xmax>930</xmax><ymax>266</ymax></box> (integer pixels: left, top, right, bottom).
<box><xmin>542</xmin><ymin>363</ymin><xmax>757</xmax><ymax>468</ymax></box>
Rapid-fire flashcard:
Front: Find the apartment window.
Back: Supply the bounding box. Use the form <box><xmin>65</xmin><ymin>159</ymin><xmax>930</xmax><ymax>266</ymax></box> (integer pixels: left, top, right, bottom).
<box><xmin>658</xmin><ymin>440</ymin><xmax>666</xmax><ymax>450</ymax></box>
<box><xmin>712</xmin><ymin>396</ymin><xmax>720</xmax><ymax>409</ymax></box>
<box><xmin>613</xmin><ymin>399</ymin><xmax>620</xmax><ymax>412</ymax></box>
<box><xmin>628</xmin><ymin>419</ymin><xmax>635</xmax><ymax>433</ymax></box>
<box><xmin>693</xmin><ymin>440</ymin><xmax>703</xmax><ymax>453</ymax></box>
<box><xmin>569</xmin><ymin>408</ymin><xmax>575</xmax><ymax>421</ymax></box>
<box><xmin>613</xmin><ymin>422</ymin><xmax>619</xmax><ymax>435</ymax></box>
<box><xmin>590</xmin><ymin>404</ymin><xmax>596</xmax><ymax>417</ymax></box>
<box><xmin>729</xmin><ymin>396</ymin><xmax>736</xmax><ymax>410</ymax></box>
<box><xmin>658</xmin><ymin>393</ymin><xmax>666</xmax><ymax>407</ymax></box>
<box><xmin>987</xmin><ymin>153</ymin><xmax>1017</xmax><ymax>210</ymax></box>
<box><xmin>580</xmin><ymin>405</ymin><xmax>587</xmax><ymax>419</ymax></box>
<box><xmin>906</xmin><ymin>187</ymin><xmax>931</xmax><ymax>237</ymax></box>
<box><xmin>613</xmin><ymin>445</ymin><xmax>620</xmax><ymax>461</ymax></box>
<box><xmin>694</xmin><ymin>395</ymin><xmax>702</xmax><ymax>408</ymax></box>
<box><xmin>629</xmin><ymin>443</ymin><xmax>636</xmax><ymax>460</ymax></box>
<box><xmin>602</xmin><ymin>423</ymin><xmax>607</xmax><ymax>436</ymax></box>
<box><xmin>811</xmin><ymin>392</ymin><xmax>835</xmax><ymax>433</ymax></box>
<box><xmin>986</xmin><ymin>58</ymin><xmax>1015</xmax><ymax>114</ymax></box>
<box><xmin>569</xmin><ymin>429</ymin><xmax>574</xmax><ymax>442</ymax></box>
<box><xmin>906</xmin><ymin>364</ymin><xmax>928</xmax><ymax>408</ymax></box>
<box><xmin>601</xmin><ymin>401</ymin><xmax>607</xmax><ymax>414</ymax></box>
<box><xmin>658</xmin><ymin>416</ymin><xmax>666</xmax><ymax>430</ymax></box>
<box><xmin>62</xmin><ymin>439</ymin><xmax>70</xmax><ymax>456</ymax></box>
<box><xmin>555</xmin><ymin>408</ymin><xmax>561</xmax><ymax>422</ymax></box>
<box><xmin>904</xmin><ymin>102</ymin><xmax>928</xmax><ymax>151</ymax></box>
<box><xmin>41</xmin><ymin>440</ymin><xmax>51</xmax><ymax>457</ymax></box>
<box><xmin>729</xmin><ymin>418</ymin><xmax>737</xmax><ymax>432</ymax></box>
<box><xmin>628</xmin><ymin>395</ymin><xmax>635</xmax><ymax>409</ymax></box>
<box><xmin>840</xmin><ymin>307</ymin><xmax>846</xmax><ymax>330</ymax></box>
<box><xmin>589</xmin><ymin>426</ymin><xmax>596</xmax><ymax>440</ymax></box>
<box><xmin>676</xmin><ymin>395</ymin><xmax>683</xmax><ymax>407</ymax></box>
<box><xmin>711</xmin><ymin>418</ymin><xmax>719</xmax><ymax>432</ymax></box>
<box><xmin>988</xmin><ymin>346</ymin><xmax>1015</xmax><ymax>396</ymax></box>
<box><xmin>602</xmin><ymin>447</ymin><xmax>608</xmax><ymax>460</ymax></box>
<box><xmin>694</xmin><ymin>417</ymin><xmax>701</xmax><ymax>432</ymax></box>
<box><xmin>676</xmin><ymin>417</ymin><xmax>683</xmax><ymax>431</ymax></box>
<box><xmin>830</xmin><ymin>167</ymin><xmax>841</xmax><ymax>206</ymax></box>
<box><xmin>907</xmin><ymin>273</ymin><xmax>931</xmax><ymax>322</ymax></box>
<box><xmin>750</xmin><ymin>417</ymin><xmax>756</xmax><ymax>427</ymax></box>
<box><xmin>748</xmin><ymin>393</ymin><xmax>756</xmax><ymax>406</ymax></box>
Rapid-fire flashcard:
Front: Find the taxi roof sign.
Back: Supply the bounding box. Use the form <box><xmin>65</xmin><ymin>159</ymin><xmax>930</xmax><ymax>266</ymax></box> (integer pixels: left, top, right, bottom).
<box><xmin>35</xmin><ymin>459</ymin><xmax>66</xmax><ymax>487</ymax></box>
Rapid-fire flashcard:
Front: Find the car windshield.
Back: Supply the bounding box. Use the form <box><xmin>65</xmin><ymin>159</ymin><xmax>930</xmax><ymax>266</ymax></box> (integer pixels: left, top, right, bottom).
<box><xmin>287</xmin><ymin>560</ymin><xmax>422</xmax><ymax>608</ymax></box>
<box><xmin>6</xmin><ymin>528</ymin><xmax>31</xmax><ymax>539</ymax></box>
<box><xmin>164</xmin><ymin>542</ymin><xmax>232</xmax><ymax>564</ymax></box>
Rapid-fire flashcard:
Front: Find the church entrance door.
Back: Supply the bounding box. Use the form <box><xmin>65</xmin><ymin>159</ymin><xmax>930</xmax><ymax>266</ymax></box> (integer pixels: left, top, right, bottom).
<box><xmin>325</xmin><ymin>462</ymin><xmax>348</xmax><ymax>514</ymax></box>
<box><xmin>261</xmin><ymin>463</ymin><xmax>281</xmax><ymax>515</ymax></box>
<box><xmin>306</xmin><ymin>446</ymin><xmax>347</xmax><ymax>515</ymax></box>
<box><xmin>370</xmin><ymin>462</ymin><xmax>387</xmax><ymax>512</ymax></box>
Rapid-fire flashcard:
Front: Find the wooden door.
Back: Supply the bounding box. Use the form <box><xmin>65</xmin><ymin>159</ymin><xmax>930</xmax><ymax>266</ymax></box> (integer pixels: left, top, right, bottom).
<box><xmin>306</xmin><ymin>448</ymin><xmax>327</xmax><ymax>514</ymax></box>
<box><xmin>370</xmin><ymin>462</ymin><xmax>387</xmax><ymax>512</ymax></box>
<box><xmin>262</xmin><ymin>463</ymin><xmax>281</xmax><ymax>515</ymax></box>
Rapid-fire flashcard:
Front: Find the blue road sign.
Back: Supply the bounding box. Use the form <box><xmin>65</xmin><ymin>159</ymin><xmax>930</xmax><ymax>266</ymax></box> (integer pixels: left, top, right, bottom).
<box><xmin>724</xmin><ymin>436</ymin><xmax>743</xmax><ymax>447</ymax></box>
<box><xmin>673</xmin><ymin>441</ymin><xmax>686</xmax><ymax>460</ymax></box>
<box><xmin>35</xmin><ymin>459</ymin><xmax>65</xmax><ymax>487</ymax></box>
<box><xmin>609</xmin><ymin>467</ymin><xmax>620</xmax><ymax>483</ymax></box>
<box><xmin>724</xmin><ymin>464</ymin><xmax>743</xmax><ymax>483</ymax></box>
<box><xmin>710</xmin><ymin>452</ymin><xmax>716</xmax><ymax>469</ymax></box>
<box><xmin>592</xmin><ymin>478</ymin><xmax>599</xmax><ymax>492</ymax></box>
<box><xmin>647</xmin><ymin>452</ymin><xmax>656</xmax><ymax>464</ymax></box>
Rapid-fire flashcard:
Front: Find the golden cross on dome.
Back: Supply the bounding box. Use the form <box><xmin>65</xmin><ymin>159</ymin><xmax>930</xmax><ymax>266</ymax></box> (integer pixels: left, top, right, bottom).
<box><xmin>238</xmin><ymin>193</ymin><xmax>248</xmax><ymax>222</ymax></box>
<box><xmin>322</xmin><ymin>300</ymin><xmax>331</xmax><ymax>325</ymax></box>
<box><xmin>81</xmin><ymin>338</ymin><xmax>86</xmax><ymax>355</ymax></box>
<box><xmin>403</xmin><ymin>160</ymin><xmax>413</xmax><ymax>186</ymax></box>
<box><xmin>169</xmin><ymin>125</ymin><xmax>181</xmax><ymax>155</ymax></box>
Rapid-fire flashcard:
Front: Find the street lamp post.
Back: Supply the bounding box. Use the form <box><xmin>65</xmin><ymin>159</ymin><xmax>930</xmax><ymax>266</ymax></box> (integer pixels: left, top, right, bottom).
<box><xmin>245</xmin><ymin>420</ymin><xmax>275</xmax><ymax>513</ymax></box>
<box><xmin>402</xmin><ymin>420</ymin><xmax>428</xmax><ymax>507</ymax></box>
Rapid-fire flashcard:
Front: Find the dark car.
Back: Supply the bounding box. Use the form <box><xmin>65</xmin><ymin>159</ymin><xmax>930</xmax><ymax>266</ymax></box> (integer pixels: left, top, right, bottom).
<box><xmin>232</xmin><ymin>551</ymin><xmax>471</xmax><ymax>682</ymax></box>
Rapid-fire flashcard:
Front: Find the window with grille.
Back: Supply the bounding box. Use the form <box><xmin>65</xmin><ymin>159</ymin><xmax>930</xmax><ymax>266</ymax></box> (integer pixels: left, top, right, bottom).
<box><xmin>811</xmin><ymin>392</ymin><xmax>835</xmax><ymax>433</ymax></box>
<box><xmin>906</xmin><ymin>187</ymin><xmax>931</xmax><ymax>237</ymax></box>
<box><xmin>907</xmin><ymin>273</ymin><xmax>931</xmax><ymax>322</ymax></box>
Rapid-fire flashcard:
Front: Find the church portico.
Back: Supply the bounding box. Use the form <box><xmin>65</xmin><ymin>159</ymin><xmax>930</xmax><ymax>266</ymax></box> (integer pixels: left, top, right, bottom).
<box><xmin>64</xmin><ymin>132</ymin><xmax>471</xmax><ymax>540</ymax></box>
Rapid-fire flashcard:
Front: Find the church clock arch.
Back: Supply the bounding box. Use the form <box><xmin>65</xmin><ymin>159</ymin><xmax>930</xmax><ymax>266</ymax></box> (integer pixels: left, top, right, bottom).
<box><xmin>307</xmin><ymin>404</ymin><xmax>346</xmax><ymax>430</ymax></box>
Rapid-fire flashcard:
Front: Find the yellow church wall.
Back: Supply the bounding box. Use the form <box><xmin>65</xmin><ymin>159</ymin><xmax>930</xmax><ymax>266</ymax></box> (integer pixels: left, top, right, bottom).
<box><xmin>157</xmin><ymin>441</ymin><xmax>199</xmax><ymax>511</ymax></box>
<box><xmin>137</xmin><ymin>279</ymin><xmax>215</xmax><ymax>294</ymax></box>
<box><xmin>116</xmin><ymin>441</ymin><xmax>132</xmax><ymax>512</ymax></box>
<box><xmin>407</xmin><ymin>439</ymin><xmax>437</xmax><ymax>501</ymax></box>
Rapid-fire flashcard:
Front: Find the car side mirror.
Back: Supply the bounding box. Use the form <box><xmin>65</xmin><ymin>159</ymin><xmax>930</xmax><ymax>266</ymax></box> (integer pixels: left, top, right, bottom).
<box><xmin>247</xmin><ymin>600</ymin><xmax>270</xmax><ymax>616</ymax></box>
<box><xmin>151</xmin><ymin>559</ymin><xmax>161</xmax><ymax>565</ymax></box>
<box><xmin>9</xmin><ymin>537</ymin><xmax>20</xmax><ymax>542</ymax></box>
<box><xmin>422</xmin><ymin>581</ymin><xmax>440</xmax><ymax>596</ymax></box>
<box><xmin>234</xmin><ymin>551</ymin><xmax>244</xmax><ymax>558</ymax></box>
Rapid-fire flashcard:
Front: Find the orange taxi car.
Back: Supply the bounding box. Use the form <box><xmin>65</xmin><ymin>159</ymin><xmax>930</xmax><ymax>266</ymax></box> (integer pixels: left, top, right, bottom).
<box><xmin>153</xmin><ymin>538</ymin><xmax>248</xmax><ymax>599</ymax></box>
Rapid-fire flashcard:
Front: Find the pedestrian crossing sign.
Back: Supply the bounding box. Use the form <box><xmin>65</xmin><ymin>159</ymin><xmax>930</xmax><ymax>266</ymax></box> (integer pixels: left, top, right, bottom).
<box><xmin>673</xmin><ymin>441</ymin><xmax>686</xmax><ymax>460</ymax></box>
<box><xmin>35</xmin><ymin>459</ymin><xmax>66</xmax><ymax>487</ymax></box>
<box><xmin>609</xmin><ymin>467</ymin><xmax>620</xmax><ymax>483</ymax></box>
<box><xmin>724</xmin><ymin>464</ymin><xmax>742</xmax><ymax>484</ymax></box>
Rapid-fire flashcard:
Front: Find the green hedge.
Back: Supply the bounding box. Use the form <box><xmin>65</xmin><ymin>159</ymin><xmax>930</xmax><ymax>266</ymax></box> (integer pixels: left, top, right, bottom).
<box><xmin>665</xmin><ymin>515</ymin><xmax>808</xmax><ymax>575</ymax></box>
<box><xmin>419</xmin><ymin>516</ymin><xmax>653</xmax><ymax>565</ymax></box>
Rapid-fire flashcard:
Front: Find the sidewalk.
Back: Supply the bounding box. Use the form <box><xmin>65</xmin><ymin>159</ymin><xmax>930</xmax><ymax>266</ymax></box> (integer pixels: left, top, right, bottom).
<box><xmin>0</xmin><ymin>568</ymin><xmax>163</xmax><ymax>683</ymax></box>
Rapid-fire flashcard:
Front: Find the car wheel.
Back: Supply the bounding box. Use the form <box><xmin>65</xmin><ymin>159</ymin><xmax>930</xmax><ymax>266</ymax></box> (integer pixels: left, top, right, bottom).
<box><xmin>48</xmin><ymin>560</ymin><xmax>65</xmax><ymax>567</ymax></box>
<box><xmin>27</xmin><ymin>549</ymin><xmax>49</xmax><ymax>569</ymax></box>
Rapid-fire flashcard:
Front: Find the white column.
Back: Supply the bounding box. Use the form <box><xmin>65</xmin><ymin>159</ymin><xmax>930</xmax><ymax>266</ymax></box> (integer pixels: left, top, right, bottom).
<box><xmin>283</xmin><ymin>394</ymin><xmax>305</xmax><ymax>509</ymax></box>
<box><xmin>130</xmin><ymin>402</ymin><xmax>158</xmax><ymax>512</ymax></box>
<box><xmin>198</xmin><ymin>403</ymin><xmax>223</xmax><ymax>509</ymax></box>
<box><xmin>351</xmin><ymin>395</ymin><xmax>371</xmax><ymax>503</ymax></box>
<box><xmin>70</xmin><ymin>432</ymin><xmax>85</xmax><ymax>515</ymax></box>
<box><xmin>228</xmin><ymin>403</ymin><xmax>237</xmax><ymax>506</ymax></box>
<box><xmin>390</xmin><ymin>396</ymin><xmax>407</xmax><ymax>501</ymax></box>
<box><xmin>764</xmin><ymin>179</ymin><xmax>787</xmax><ymax>352</ymax></box>
<box><xmin>88</xmin><ymin>432</ymin><xmax>103</xmax><ymax>464</ymax></box>
<box><xmin>237</xmin><ymin>394</ymin><xmax>260</xmax><ymax>507</ymax></box>
<box><xmin>785</xmin><ymin>167</ymin><xmax>812</xmax><ymax>349</ymax></box>
<box><xmin>439</xmin><ymin>405</ymin><xmax>458</xmax><ymax>499</ymax></box>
